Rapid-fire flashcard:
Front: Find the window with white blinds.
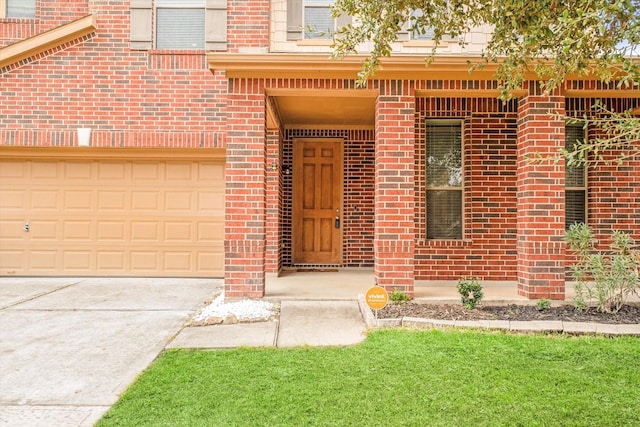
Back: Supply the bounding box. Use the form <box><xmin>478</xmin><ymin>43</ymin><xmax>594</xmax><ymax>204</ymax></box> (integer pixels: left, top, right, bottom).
<box><xmin>156</xmin><ymin>0</ymin><xmax>205</xmax><ymax>49</ymax></box>
<box><xmin>426</xmin><ymin>120</ymin><xmax>463</xmax><ymax>239</ymax></box>
<box><xmin>304</xmin><ymin>0</ymin><xmax>334</xmax><ymax>39</ymax></box>
<box><xmin>565</xmin><ymin>124</ymin><xmax>587</xmax><ymax>229</ymax></box>
<box><xmin>409</xmin><ymin>9</ymin><xmax>435</xmax><ymax>40</ymax></box>
<box><xmin>6</xmin><ymin>0</ymin><xmax>36</xmax><ymax>18</ymax></box>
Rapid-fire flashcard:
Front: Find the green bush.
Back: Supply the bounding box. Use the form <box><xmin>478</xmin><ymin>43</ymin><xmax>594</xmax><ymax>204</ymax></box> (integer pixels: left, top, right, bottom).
<box><xmin>536</xmin><ymin>298</ymin><xmax>551</xmax><ymax>311</ymax></box>
<box><xmin>389</xmin><ymin>288</ymin><xmax>412</xmax><ymax>304</ymax></box>
<box><xmin>566</xmin><ymin>223</ymin><xmax>640</xmax><ymax>313</ymax></box>
<box><xmin>457</xmin><ymin>278</ymin><xmax>484</xmax><ymax>309</ymax></box>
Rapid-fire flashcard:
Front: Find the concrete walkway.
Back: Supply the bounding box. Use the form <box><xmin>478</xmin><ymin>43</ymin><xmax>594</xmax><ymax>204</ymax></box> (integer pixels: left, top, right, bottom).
<box><xmin>1</xmin><ymin>276</ymin><xmax>637</xmax><ymax>427</ymax></box>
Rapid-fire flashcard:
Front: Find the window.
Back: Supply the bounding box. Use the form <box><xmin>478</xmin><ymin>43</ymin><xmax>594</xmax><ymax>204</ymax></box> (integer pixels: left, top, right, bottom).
<box><xmin>405</xmin><ymin>9</ymin><xmax>435</xmax><ymax>40</ymax></box>
<box><xmin>287</xmin><ymin>0</ymin><xmax>350</xmax><ymax>41</ymax></box>
<box><xmin>426</xmin><ymin>120</ymin><xmax>463</xmax><ymax>239</ymax></box>
<box><xmin>304</xmin><ymin>0</ymin><xmax>334</xmax><ymax>39</ymax></box>
<box><xmin>129</xmin><ymin>0</ymin><xmax>227</xmax><ymax>51</ymax></box>
<box><xmin>156</xmin><ymin>0</ymin><xmax>205</xmax><ymax>49</ymax></box>
<box><xmin>565</xmin><ymin>124</ymin><xmax>587</xmax><ymax>229</ymax></box>
<box><xmin>4</xmin><ymin>0</ymin><xmax>36</xmax><ymax>18</ymax></box>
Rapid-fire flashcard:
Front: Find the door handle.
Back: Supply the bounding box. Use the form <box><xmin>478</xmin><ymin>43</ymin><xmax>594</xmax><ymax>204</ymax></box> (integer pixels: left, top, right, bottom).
<box><xmin>335</xmin><ymin>216</ymin><xmax>340</xmax><ymax>229</ymax></box>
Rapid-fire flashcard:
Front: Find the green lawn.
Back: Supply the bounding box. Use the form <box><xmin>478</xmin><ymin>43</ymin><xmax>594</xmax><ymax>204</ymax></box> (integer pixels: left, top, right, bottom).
<box><xmin>98</xmin><ymin>330</ymin><xmax>640</xmax><ymax>427</ymax></box>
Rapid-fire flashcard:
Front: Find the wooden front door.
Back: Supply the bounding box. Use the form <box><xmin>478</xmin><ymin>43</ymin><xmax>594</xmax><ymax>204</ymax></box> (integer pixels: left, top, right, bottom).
<box><xmin>292</xmin><ymin>138</ymin><xmax>343</xmax><ymax>264</ymax></box>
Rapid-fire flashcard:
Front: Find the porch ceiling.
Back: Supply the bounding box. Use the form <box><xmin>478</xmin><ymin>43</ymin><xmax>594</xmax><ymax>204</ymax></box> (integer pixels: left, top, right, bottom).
<box><xmin>272</xmin><ymin>94</ymin><xmax>376</xmax><ymax>128</ymax></box>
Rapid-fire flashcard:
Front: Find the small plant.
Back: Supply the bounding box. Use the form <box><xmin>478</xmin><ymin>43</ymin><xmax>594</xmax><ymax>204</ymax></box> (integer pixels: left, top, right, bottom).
<box><xmin>389</xmin><ymin>288</ymin><xmax>412</xmax><ymax>304</ymax></box>
<box><xmin>457</xmin><ymin>278</ymin><xmax>484</xmax><ymax>309</ymax></box>
<box><xmin>566</xmin><ymin>223</ymin><xmax>640</xmax><ymax>313</ymax></box>
<box><xmin>536</xmin><ymin>298</ymin><xmax>552</xmax><ymax>311</ymax></box>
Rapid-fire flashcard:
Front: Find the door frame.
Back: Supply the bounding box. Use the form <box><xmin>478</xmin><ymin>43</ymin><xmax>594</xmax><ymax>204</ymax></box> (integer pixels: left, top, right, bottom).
<box><xmin>291</xmin><ymin>137</ymin><xmax>344</xmax><ymax>264</ymax></box>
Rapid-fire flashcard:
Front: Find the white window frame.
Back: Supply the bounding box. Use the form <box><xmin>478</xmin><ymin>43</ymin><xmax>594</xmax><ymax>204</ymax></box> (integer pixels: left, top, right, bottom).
<box><xmin>425</xmin><ymin>119</ymin><xmax>464</xmax><ymax>240</ymax></box>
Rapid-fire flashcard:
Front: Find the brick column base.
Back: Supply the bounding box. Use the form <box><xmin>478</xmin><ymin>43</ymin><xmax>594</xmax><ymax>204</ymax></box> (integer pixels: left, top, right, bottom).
<box><xmin>375</xmin><ymin>240</ymin><xmax>415</xmax><ymax>297</ymax></box>
<box><xmin>225</xmin><ymin>240</ymin><xmax>265</xmax><ymax>298</ymax></box>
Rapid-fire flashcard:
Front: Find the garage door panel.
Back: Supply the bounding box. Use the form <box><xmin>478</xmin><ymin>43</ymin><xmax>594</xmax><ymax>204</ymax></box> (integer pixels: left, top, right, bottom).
<box><xmin>63</xmin><ymin>251</ymin><xmax>92</xmax><ymax>271</ymax></box>
<box><xmin>166</xmin><ymin>162</ymin><xmax>193</xmax><ymax>181</ymax></box>
<box><xmin>64</xmin><ymin>161</ymin><xmax>93</xmax><ymax>180</ymax></box>
<box><xmin>131</xmin><ymin>162</ymin><xmax>160</xmax><ymax>180</ymax></box>
<box><xmin>131</xmin><ymin>191</ymin><xmax>159</xmax><ymax>210</ymax></box>
<box><xmin>131</xmin><ymin>221</ymin><xmax>160</xmax><ymax>241</ymax></box>
<box><xmin>30</xmin><ymin>251</ymin><xmax>58</xmax><ymax>270</ymax></box>
<box><xmin>197</xmin><ymin>252</ymin><xmax>224</xmax><ymax>273</ymax></box>
<box><xmin>0</xmin><ymin>160</ymin><xmax>26</xmax><ymax>179</ymax></box>
<box><xmin>31</xmin><ymin>190</ymin><xmax>59</xmax><ymax>210</ymax></box>
<box><xmin>98</xmin><ymin>191</ymin><xmax>127</xmax><ymax>210</ymax></box>
<box><xmin>164</xmin><ymin>252</ymin><xmax>192</xmax><ymax>272</ymax></box>
<box><xmin>130</xmin><ymin>252</ymin><xmax>159</xmax><ymax>272</ymax></box>
<box><xmin>0</xmin><ymin>250</ymin><xmax>23</xmax><ymax>272</ymax></box>
<box><xmin>97</xmin><ymin>251</ymin><xmax>126</xmax><ymax>270</ymax></box>
<box><xmin>63</xmin><ymin>221</ymin><xmax>93</xmax><ymax>241</ymax></box>
<box><xmin>0</xmin><ymin>156</ymin><xmax>224</xmax><ymax>277</ymax></box>
<box><xmin>97</xmin><ymin>221</ymin><xmax>126</xmax><ymax>241</ymax></box>
<box><xmin>29</xmin><ymin>220</ymin><xmax>59</xmax><ymax>241</ymax></box>
<box><xmin>1</xmin><ymin>190</ymin><xmax>26</xmax><ymax>209</ymax></box>
<box><xmin>0</xmin><ymin>220</ymin><xmax>24</xmax><ymax>239</ymax></box>
<box><xmin>64</xmin><ymin>191</ymin><xmax>93</xmax><ymax>210</ymax></box>
<box><xmin>30</xmin><ymin>162</ymin><xmax>59</xmax><ymax>180</ymax></box>
<box><xmin>98</xmin><ymin>162</ymin><xmax>127</xmax><ymax>180</ymax></box>
<box><xmin>165</xmin><ymin>222</ymin><xmax>193</xmax><ymax>242</ymax></box>
<box><xmin>165</xmin><ymin>192</ymin><xmax>192</xmax><ymax>212</ymax></box>
<box><xmin>198</xmin><ymin>221</ymin><xmax>224</xmax><ymax>241</ymax></box>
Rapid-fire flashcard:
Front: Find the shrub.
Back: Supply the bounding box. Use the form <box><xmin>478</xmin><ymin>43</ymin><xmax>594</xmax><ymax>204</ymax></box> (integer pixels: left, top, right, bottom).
<box><xmin>457</xmin><ymin>278</ymin><xmax>483</xmax><ymax>309</ymax></box>
<box><xmin>389</xmin><ymin>288</ymin><xmax>412</xmax><ymax>304</ymax></box>
<box><xmin>536</xmin><ymin>298</ymin><xmax>552</xmax><ymax>311</ymax></box>
<box><xmin>566</xmin><ymin>223</ymin><xmax>640</xmax><ymax>313</ymax></box>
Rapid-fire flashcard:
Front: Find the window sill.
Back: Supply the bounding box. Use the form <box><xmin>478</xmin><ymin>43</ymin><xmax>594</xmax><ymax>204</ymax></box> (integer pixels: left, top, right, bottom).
<box><xmin>402</xmin><ymin>40</ymin><xmax>451</xmax><ymax>48</ymax></box>
<box><xmin>148</xmin><ymin>49</ymin><xmax>206</xmax><ymax>55</ymax></box>
<box><xmin>0</xmin><ymin>17</ymin><xmax>37</xmax><ymax>22</ymax></box>
<box><xmin>417</xmin><ymin>239</ymin><xmax>473</xmax><ymax>248</ymax></box>
<box><xmin>296</xmin><ymin>39</ymin><xmax>332</xmax><ymax>46</ymax></box>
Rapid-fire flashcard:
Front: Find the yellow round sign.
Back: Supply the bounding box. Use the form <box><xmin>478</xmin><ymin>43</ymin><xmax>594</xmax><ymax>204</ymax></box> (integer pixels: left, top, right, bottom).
<box><xmin>365</xmin><ymin>286</ymin><xmax>389</xmax><ymax>310</ymax></box>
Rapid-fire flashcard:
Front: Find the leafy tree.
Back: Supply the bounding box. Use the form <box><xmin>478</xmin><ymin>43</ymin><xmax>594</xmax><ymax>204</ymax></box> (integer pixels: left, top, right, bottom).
<box><xmin>331</xmin><ymin>0</ymin><xmax>640</xmax><ymax>166</ymax></box>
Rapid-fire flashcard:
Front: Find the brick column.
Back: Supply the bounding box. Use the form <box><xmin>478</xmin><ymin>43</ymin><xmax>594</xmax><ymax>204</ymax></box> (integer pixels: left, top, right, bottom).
<box><xmin>265</xmin><ymin>128</ymin><xmax>281</xmax><ymax>274</ymax></box>
<box><xmin>224</xmin><ymin>79</ymin><xmax>266</xmax><ymax>298</ymax></box>
<box><xmin>516</xmin><ymin>92</ymin><xmax>566</xmax><ymax>299</ymax></box>
<box><xmin>374</xmin><ymin>81</ymin><xmax>415</xmax><ymax>296</ymax></box>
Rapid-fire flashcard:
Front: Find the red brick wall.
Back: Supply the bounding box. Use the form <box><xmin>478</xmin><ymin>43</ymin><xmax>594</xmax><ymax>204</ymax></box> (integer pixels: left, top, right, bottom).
<box><xmin>1</xmin><ymin>0</ymin><xmax>226</xmax><ymax>149</ymax></box>
<box><xmin>414</xmin><ymin>98</ymin><xmax>519</xmax><ymax>281</ymax></box>
<box><xmin>227</xmin><ymin>0</ymin><xmax>269</xmax><ymax>52</ymax></box>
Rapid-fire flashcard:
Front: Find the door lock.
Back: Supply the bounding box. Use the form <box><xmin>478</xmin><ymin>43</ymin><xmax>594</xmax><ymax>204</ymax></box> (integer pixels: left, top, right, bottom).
<box><xmin>24</xmin><ymin>222</ymin><xmax>30</xmax><ymax>232</ymax></box>
<box><xmin>335</xmin><ymin>216</ymin><xmax>340</xmax><ymax>229</ymax></box>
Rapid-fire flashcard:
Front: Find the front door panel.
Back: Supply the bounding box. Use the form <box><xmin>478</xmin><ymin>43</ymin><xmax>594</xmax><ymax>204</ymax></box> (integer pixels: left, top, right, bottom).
<box><xmin>292</xmin><ymin>138</ymin><xmax>343</xmax><ymax>264</ymax></box>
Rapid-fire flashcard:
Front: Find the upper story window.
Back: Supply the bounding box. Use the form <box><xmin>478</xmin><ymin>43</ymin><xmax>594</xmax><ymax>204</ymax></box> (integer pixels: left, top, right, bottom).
<box><xmin>287</xmin><ymin>0</ymin><xmax>350</xmax><ymax>41</ymax></box>
<box><xmin>565</xmin><ymin>124</ymin><xmax>587</xmax><ymax>229</ymax></box>
<box><xmin>403</xmin><ymin>9</ymin><xmax>435</xmax><ymax>41</ymax></box>
<box><xmin>426</xmin><ymin>120</ymin><xmax>464</xmax><ymax>239</ymax></box>
<box><xmin>3</xmin><ymin>0</ymin><xmax>36</xmax><ymax>18</ymax></box>
<box><xmin>304</xmin><ymin>0</ymin><xmax>334</xmax><ymax>39</ymax></box>
<box><xmin>156</xmin><ymin>0</ymin><xmax>205</xmax><ymax>49</ymax></box>
<box><xmin>129</xmin><ymin>0</ymin><xmax>227</xmax><ymax>51</ymax></box>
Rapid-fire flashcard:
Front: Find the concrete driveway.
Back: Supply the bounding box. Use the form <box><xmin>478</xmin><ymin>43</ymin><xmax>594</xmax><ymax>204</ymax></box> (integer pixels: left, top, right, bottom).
<box><xmin>0</xmin><ymin>277</ymin><xmax>221</xmax><ymax>427</ymax></box>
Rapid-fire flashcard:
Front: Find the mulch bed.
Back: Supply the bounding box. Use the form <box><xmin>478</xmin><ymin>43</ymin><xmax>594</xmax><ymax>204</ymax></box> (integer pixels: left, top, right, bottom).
<box><xmin>378</xmin><ymin>303</ymin><xmax>640</xmax><ymax>324</ymax></box>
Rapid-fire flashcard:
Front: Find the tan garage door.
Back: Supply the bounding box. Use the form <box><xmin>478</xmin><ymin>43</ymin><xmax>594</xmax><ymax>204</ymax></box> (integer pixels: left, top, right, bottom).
<box><xmin>0</xmin><ymin>149</ymin><xmax>225</xmax><ymax>277</ymax></box>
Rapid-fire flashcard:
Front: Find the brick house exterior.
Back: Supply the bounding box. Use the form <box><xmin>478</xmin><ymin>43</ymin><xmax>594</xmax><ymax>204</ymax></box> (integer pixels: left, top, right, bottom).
<box><xmin>1</xmin><ymin>1</ymin><xmax>638</xmax><ymax>299</ymax></box>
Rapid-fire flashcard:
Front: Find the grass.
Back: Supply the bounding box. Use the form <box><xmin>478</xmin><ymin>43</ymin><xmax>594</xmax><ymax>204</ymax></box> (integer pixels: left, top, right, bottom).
<box><xmin>98</xmin><ymin>330</ymin><xmax>640</xmax><ymax>427</ymax></box>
